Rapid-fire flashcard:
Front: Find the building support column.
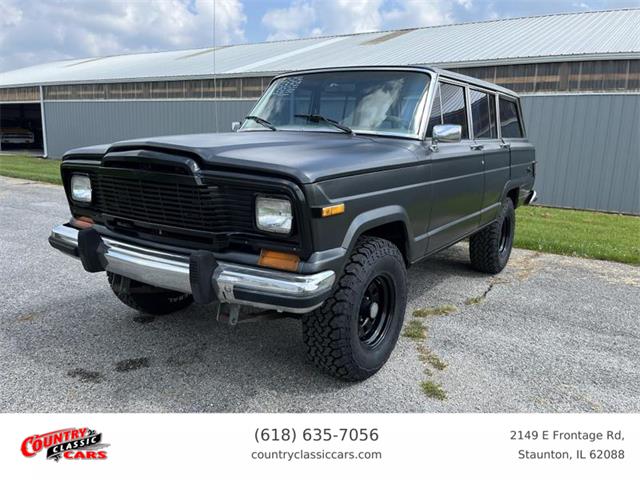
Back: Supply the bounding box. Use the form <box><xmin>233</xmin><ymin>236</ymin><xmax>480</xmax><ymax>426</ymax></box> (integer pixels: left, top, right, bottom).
<box><xmin>39</xmin><ymin>85</ymin><xmax>48</xmax><ymax>158</ymax></box>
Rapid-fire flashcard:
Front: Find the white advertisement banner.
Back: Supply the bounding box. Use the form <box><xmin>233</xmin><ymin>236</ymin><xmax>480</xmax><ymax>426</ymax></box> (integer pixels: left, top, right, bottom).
<box><xmin>1</xmin><ymin>413</ymin><xmax>637</xmax><ymax>478</ymax></box>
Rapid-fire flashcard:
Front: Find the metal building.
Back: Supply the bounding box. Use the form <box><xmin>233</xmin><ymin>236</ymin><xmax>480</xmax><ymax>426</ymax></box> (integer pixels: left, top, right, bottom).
<box><xmin>1</xmin><ymin>9</ymin><xmax>638</xmax><ymax>213</ymax></box>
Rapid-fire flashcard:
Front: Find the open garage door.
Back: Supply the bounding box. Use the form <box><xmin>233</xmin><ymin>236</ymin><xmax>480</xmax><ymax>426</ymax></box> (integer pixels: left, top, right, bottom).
<box><xmin>0</xmin><ymin>103</ymin><xmax>44</xmax><ymax>155</ymax></box>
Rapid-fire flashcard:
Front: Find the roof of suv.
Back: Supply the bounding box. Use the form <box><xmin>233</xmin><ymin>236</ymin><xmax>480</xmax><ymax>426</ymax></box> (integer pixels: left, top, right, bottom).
<box><xmin>272</xmin><ymin>65</ymin><xmax>519</xmax><ymax>98</ymax></box>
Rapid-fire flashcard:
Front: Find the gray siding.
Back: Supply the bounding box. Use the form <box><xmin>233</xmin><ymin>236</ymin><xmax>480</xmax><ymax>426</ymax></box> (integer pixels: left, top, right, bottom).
<box><xmin>521</xmin><ymin>94</ymin><xmax>640</xmax><ymax>214</ymax></box>
<box><xmin>43</xmin><ymin>99</ymin><xmax>255</xmax><ymax>158</ymax></box>
<box><xmin>42</xmin><ymin>94</ymin><xmax>639</xmax><ymax>214</ymax></box>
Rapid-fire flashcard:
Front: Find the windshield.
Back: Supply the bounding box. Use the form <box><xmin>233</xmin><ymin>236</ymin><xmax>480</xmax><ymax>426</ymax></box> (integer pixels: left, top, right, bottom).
<box><xmin>242</xmin><ymin>70</ymin><xmax>430</xmax><ymax>137</ymax></box>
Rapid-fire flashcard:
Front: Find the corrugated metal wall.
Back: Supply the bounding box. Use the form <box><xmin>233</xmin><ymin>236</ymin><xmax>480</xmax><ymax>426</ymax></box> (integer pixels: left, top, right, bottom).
<box><xmin>43</xmin><ymin>94</ymin><xmax>639</xmax><ymax>214</ymax></box>
<box><xmin>521</xmin><ymin>94</ymin><xmax>640</xmax><ymax>214</ymax></box>
<box><xmin>43</xmin><ymin>100</ymin><xmax>255</xmax><ymax>158</ymax></box>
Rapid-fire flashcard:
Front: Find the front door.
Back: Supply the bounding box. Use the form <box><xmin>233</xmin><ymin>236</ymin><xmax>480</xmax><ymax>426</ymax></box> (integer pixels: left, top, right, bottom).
<box><xmin>424</xmin><ymin>81</ymin><xmax>485</xmax><ymax>254</ymax></box>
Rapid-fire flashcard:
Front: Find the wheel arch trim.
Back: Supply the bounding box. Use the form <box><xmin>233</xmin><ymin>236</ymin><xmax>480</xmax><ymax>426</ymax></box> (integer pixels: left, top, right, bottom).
<box><xmin>341</xmin><ymin>206</ymin><xmax>415</xmax><ymax>260</ymax></box>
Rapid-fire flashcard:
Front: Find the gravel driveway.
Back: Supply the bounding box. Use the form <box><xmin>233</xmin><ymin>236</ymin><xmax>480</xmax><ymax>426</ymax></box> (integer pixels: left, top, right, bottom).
<box><xmin>1</xmin><ymin>176</ymin><xmax>638</xmax><ymax>412</ymax></box>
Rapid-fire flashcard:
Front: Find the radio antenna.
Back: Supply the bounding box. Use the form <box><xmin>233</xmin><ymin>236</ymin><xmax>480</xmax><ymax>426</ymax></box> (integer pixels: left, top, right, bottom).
<box><xmin>213</xmin><ymin>0</ymin><xmax>219</xmax><ymax>133</ymax></box>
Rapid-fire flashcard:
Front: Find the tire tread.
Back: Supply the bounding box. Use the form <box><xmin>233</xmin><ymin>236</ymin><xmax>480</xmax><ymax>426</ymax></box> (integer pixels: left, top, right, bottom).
<box><xmin>469</xmin><ymin>198</ymin><xmax>514</xmax><ymax>274</ymax></box>
<box><xmin>302</xmin><ymin>237</ymin><xmax>406</xmax><ymax>381</ymax></box>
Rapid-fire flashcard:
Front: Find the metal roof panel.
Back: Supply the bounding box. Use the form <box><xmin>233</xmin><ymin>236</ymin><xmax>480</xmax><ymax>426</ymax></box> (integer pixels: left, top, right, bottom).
<box><xmin>1</xmin><ymin>9</ymin><xmax>638</xmax><ymax>87</ymax></box>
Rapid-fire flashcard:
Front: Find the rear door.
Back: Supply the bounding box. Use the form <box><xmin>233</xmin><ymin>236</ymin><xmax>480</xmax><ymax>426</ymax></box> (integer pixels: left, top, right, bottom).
<box><xmin>469</xmin><ymin>88</ymin><xmax>510</xmax><ymax>225</ymax></box>
<box><xmin>425</xmin><ymin>80</ymin><xmax>485</xmax><ymax>254</ymax></box>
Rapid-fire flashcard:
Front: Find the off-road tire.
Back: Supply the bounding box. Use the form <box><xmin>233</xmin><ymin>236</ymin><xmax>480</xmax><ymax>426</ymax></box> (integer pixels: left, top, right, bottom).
<box><xmin>302</xmin><ymin>237</ymin><xmax>407</xmax><ymax>381</ymax></box>
<box><xmin>107</xmin><ymin>272</ymin><xmax>193</xmax><ymax>315</ymax></box>
<box><xmin>469</xmin><ymin>197</ymin><xmax>515</xmax><ymax>274</ymax></box>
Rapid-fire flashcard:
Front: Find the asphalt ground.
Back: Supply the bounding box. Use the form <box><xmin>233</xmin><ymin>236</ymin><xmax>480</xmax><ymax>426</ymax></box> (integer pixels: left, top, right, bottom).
<box><xmin>1</xmin><ymin>176</ymin><xmax>638</xmax><ymax>412</ymax></box>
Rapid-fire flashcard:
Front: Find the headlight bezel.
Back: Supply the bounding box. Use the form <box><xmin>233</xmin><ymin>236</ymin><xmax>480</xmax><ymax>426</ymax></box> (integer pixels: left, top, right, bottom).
<box><xmin>70</xmin><ymin>174</ymin><xmax>92</xmax><ymax>203</ymax></box>
<box><xmin>255</xmin><ymin>195</ymin><xmax>293</xmax><ymax>235</ymax></box>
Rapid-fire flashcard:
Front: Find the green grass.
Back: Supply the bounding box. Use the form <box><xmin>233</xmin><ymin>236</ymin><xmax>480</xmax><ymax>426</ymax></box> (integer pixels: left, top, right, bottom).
<box><xmin>515</xmin><ymin>206</ymin><xmax>640</xmax><ymax>265</ymax></box>
<box><xmin>420</xmin><ymin>381</ymin><xmax>447</xmax><ymax>400</ymax></box>
<box><xmin>464</xmin><ymin>296</ymin><xmax>484</xmax><ymax>305</ymax></box>
<box><xmin>413</xmin><ymin>304</ymin><xmax>458</xmax><ymax>318</ymax></box>
<box><xmin>417</xmin><ymin>344</ymin><xmax>447</xmax><ymax>371</ymax></box>
<box><xmin>403</xmin><ymin>319</ymin><xmax>427</xmax><ymax>339</ymax></box>
<box><xmin>0</xmin><ymin>155</ymin><xmax>62</xmax><ymax>184</ymax></box>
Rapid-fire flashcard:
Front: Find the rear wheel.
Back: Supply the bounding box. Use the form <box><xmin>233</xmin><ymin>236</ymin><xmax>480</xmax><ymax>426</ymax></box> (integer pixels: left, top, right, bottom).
<box><xmin>107</xmin><ymin>272</ymin><xmax>193</xmax><ymax>315</ymax></box>
<box><xmin>469</xmin><ymin>197</ymin><xmax>515</xmax><ymax>274</ymax></box>
<box><xmin>302</xmin><ymin>237</ymin><xmax>407</xmax><ymax>381</ymax></box>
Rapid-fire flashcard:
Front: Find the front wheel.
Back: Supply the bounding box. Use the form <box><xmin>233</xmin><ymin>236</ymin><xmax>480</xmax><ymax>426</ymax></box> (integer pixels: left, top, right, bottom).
<box><xmin>302</xmin><ymin>237</ymin><xmax>407</xmax><ymax>381</ymax></box>
<box><xmin>469</xmin><ymin>197</ymin><xmax>515</xmax><ymax>274</ymax></box>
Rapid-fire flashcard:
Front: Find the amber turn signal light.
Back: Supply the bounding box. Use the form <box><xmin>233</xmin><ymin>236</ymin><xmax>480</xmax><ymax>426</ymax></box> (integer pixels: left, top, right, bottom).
<box><xmin>258</xmin><ymin>249</ymin><xmax>300</xmax><ymax>272</ymax></box>
<box><xmin>321</xmin><ymin>203</ymin><xmax>345</xmax><ymax>217</ymax></box>
<box><xmin>70</xmin><ymin>216</ymin><xmax>94</xmax><ymax>229</ymax></box>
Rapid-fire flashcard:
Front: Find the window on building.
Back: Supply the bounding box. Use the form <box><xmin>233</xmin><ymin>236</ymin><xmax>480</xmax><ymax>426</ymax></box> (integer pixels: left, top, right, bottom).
<box><xmin>12</xmin><ymin>59</ymin><xmax>640</xmax><ymax>105</ymax></box>
<box><xmin>241</xmin><ymin>77</ymin><xmax>263</xmax><ymax>98</ymax></box>
<box><xmin>494</xmin><ymin>64</ymin><xmax>536</xmax><ymax>92</ymax></box>
<box><xmin>220</xmin><ymin>78</ymin><xmax>240</xmax><ymax>98</ymax></box>
<box><xmin>579</xmin><ymin>61</ymin><xmax>603</xmax><ymax>91</ymax></box>
<box><xmin>121</xmin><ymin>83</ymin><xmax>136</xmax><ymax>99</ymax></box>
<box><xmin>202</xmin><ymin>79</ymin><xmax>219</xmax><ymax>98</ymax></box>
<box><xmin>470</xmin><ymin>89</ymin><xmax>497</xmax><ymax>139</ymax></box>
<box><xmin>167</xmin><ymin>81</ymin><xmax>185</xmax><ymax>98</ymax></box>
<box><xmin>4</xmin><ymin>87</ymin><xmax>41</xmax><ymax>101</ymax></box>
<box><xmin>185</xmin><ymin>80</ymin><xmax>203</xmax><ymax>98</ymax></box>
<box><xmin>137</xmin><ymin>82</ymin><xmax>152</xmax><ymax>99</ymax></box>
<box><xmin>498</xmin><ymin>97</ymin><xmax>523</xmax><ymax>138</ymax></box>
<box><xmin>534</xmin><ymin>63</ymin><xmax>561</xmax><ymax>92</ymax></box>
<box><xmin>105</xmin><ymin>83</ymin><xmax>122</xmax><ymax>99</ymax></box>
<box><xmin>457</xmin><ymin>60</ymin><xmax>640</xmax><ymax>94</ymax></box>
<box><xmin>152</xmin><ymin>81</ymin><xmax>168</xmax><ymax>98</ymax></box>
<box><xmin>427</xmin><ymin>82</ymin><xmax>469</xmax><ymax>139</ymax></box>
<box><xmin>602</xmin><ymin>60</ymin><xmax>628</xmax><ymax>90</ymax></box>
<box><xmin>629</xmin><ymin>60</ymin><xmax>640</xmax><ymax>90</ymax></box>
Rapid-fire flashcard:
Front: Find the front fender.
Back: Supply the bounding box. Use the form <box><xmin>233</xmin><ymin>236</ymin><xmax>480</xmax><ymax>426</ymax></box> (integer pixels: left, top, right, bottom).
<box><xmin>298</xmin><ymin>205</ymin><xmax>413</xmax><ymax>276</ymax></box>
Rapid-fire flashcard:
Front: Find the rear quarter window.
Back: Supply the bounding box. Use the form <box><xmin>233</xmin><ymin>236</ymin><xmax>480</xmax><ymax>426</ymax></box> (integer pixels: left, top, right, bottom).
<box><xmin>499</xmin><ymin>97</ymin><xmax>524</xmax><ymax>138</ymax></box>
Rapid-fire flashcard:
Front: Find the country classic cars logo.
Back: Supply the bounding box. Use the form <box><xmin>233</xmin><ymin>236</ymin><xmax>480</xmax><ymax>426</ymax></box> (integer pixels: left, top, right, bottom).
<box><xmin>21</xmin><ymin>427</ymin><xmax>109</xmax><ymax>461</ymax></box>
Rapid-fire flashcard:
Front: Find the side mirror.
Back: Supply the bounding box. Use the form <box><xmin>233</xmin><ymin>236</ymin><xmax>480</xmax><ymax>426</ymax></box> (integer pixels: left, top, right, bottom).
<box><xmin>432</xmin><ymin>124</ymin><xmax>462</xmax><ymax>144</ymax></box>
<box><xmin>430</xmin><ymin>124</ymin><xmax>462</xmax><ymax>152</ymax></box>
<box><xmin>231</xmin><ymin>121</ymin><xmax>241</xmax><ymax>132</ymax></box>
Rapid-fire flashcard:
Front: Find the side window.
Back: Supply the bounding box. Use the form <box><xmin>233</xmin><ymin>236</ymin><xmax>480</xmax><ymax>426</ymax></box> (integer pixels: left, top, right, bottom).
<box><xmin>427</xmin><ymin>82</ymin><xmax>469</xmax><ymax>139</ymax></box>
<box><xmin>470</xmin><ymin>89</ymin><xmax>497</xmax><ymax>139</ymax></box>
<box><xmin>499</xmin><ymin>97</ymin><xmax>524</xmax><ymax>138</ymax></box>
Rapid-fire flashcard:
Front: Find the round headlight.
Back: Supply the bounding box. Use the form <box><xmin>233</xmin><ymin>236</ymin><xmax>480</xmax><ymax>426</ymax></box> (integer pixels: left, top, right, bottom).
<box><xmin>255</xmin><ymin>196</ymin><xmax>292</xmax><ymax>234</ymax></box>
<box><xmin>70</xmin><ymin>174</ymin><xmax>92</xmax><ymax>203</ymax></box>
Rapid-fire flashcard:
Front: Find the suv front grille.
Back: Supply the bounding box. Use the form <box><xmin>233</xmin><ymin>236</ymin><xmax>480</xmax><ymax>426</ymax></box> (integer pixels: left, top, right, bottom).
<box><xmin>91</xmin><ymin>174</ymin><xmax>255</xmax><ymax>234</ymax></box>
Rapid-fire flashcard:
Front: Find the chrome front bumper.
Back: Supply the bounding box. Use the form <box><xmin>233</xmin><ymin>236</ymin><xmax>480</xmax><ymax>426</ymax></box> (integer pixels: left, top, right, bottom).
<box><xmin>49</xmin><ymin>225</ymin><xmax>335</xmax><ymax>314</ymax></box>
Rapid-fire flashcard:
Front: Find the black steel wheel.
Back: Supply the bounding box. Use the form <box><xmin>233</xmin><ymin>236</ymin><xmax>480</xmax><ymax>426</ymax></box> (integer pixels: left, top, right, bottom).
<box><xmin>498</xmin><ymin>215</ymin><xmax>512</xmax><ymax>255</ymax></box>
<box><xmin>358</xmin><ymin>274</ymin><xmax>395</xmax><ymax>348</ymax></box>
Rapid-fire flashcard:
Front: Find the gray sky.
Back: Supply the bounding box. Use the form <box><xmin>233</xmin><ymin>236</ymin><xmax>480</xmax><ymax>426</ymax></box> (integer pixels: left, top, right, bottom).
<box><xmin>1</xmin><ymin>0</ymin><xmax>638</xmax><ymax>73</ymax></box>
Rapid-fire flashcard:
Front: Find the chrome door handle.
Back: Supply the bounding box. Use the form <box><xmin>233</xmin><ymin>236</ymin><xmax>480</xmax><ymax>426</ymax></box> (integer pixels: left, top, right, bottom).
<box><xmin>500</xmin><ymin>143</ymin><xmax>511</xmax><ymax>149</ymax></box>
<box><xmin>470</xmin><ymin>144</ymin><xmax>484</xmax><ymax>151</ymax></box>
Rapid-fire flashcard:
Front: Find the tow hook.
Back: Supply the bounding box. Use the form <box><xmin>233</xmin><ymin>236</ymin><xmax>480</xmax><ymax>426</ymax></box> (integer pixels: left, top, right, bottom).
<box><xmin>215</xmin><ymin>303</ymin><xmax>281</xmax><ymax>326</ymax></box>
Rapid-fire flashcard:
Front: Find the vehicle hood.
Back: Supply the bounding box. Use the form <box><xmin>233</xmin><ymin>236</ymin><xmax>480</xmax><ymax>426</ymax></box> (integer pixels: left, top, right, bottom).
<box><xmin>64</xmin><ymin>131</ymin><xmax>420</xmax><ymax>184</ymax></box>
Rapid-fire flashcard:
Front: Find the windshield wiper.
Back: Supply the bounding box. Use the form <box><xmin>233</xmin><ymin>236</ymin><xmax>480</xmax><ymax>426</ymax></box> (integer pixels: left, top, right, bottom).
<box><xmin>244</xmin><ymin>115</ymin><xmax>277</xmax><ymax>131</ymax></box>
<box><xmin>294</xmin><ymin>114</ymin><xmax>353</xmax><ymax>135</ymax></box>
